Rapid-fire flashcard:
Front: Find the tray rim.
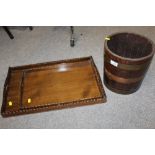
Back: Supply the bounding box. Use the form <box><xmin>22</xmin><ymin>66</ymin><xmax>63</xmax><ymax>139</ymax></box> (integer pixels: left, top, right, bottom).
<box><xmin>1</xmin><ymin>56</ymin><xmax>106</xmax><ymax>117</ymax></box>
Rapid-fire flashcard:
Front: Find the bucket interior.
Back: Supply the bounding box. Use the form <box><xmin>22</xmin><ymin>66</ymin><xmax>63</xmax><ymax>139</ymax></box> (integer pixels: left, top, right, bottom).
<box><xmin>107</xmin><ymin>33</ymin><xmax>153</xmax><ymax>59</ymax></box>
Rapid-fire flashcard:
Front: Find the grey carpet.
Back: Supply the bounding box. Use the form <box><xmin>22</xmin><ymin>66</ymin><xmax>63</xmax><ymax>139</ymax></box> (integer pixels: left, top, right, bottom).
<box><xmin>0</xmin><ymin>26</ymin><xmax>155</xmax><ymax>129</ymax></box>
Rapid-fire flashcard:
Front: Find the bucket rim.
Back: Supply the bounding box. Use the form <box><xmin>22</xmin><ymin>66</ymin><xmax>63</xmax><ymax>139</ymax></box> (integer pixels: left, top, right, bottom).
<box><xmin>104</xmin><ymin>32</ymin><xmax>155</xmax><ymax>61</ymax></box>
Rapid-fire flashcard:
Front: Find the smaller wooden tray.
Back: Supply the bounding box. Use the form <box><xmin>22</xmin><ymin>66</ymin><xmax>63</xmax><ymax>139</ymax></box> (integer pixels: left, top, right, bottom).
<box><xmin>1</xmin><ymin>56</ymin><xmax>106</xmax><ymax>117</ymax></box>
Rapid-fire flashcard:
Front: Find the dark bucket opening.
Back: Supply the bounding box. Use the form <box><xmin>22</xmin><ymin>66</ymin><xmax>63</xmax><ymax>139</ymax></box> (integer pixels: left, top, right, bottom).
<box><xmin>107</xmin><ymin>33</ymin><xmax>153</xmax><ymax>59</ymax></box>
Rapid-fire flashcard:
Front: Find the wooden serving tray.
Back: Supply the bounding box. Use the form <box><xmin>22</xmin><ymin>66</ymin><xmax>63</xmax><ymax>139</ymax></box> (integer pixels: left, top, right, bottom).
<box><xmin>1</xmin><ymin>56</ymin><xmax>106</xmax><ymax>117</ymax></box>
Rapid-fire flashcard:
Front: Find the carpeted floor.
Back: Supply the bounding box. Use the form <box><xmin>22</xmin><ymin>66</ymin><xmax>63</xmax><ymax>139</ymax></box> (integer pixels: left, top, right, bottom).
<box><xmin>0</xmin><ymin>26</ymin><xmax>155</xmax><ymax>128</ymax></box>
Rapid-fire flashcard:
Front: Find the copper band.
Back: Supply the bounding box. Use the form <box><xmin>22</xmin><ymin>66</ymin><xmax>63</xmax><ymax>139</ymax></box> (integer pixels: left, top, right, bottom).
<box><xmin>105</xmin><ymin>68</ymin><xmax>143</xmax><ymax>84</ymax></box>
<box><xmin>104</xmin><ymin>54</ymin><xmax>149</xmax><ymax>71</ymax></box>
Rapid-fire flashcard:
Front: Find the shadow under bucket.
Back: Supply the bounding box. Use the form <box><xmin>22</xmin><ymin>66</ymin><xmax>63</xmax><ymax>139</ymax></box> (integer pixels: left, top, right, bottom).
<box><xmin>104</xmin><ymin>32</ymin><xmax>155</xmax><ymax>94</ymax></box>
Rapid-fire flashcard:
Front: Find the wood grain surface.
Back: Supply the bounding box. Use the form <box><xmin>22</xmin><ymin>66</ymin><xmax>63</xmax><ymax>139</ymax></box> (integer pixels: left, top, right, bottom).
<box><xmin>1</xmin><ymin>56</ymin><xmax>106</xmax><ymax>117</ymax></box>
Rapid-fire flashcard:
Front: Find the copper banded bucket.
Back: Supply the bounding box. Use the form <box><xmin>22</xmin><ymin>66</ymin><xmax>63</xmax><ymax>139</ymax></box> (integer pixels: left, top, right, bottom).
<box><xmin>104</xmin><ymin>32</ymin><xmax>155</xmax><ymax>94</ymax></box>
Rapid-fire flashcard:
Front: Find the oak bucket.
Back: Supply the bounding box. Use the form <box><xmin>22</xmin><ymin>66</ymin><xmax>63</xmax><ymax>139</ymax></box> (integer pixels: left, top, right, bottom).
<box><xmin>104</xmin><ymin>32</ymin><xmax>155</xmax><ymax>94</ymax></box>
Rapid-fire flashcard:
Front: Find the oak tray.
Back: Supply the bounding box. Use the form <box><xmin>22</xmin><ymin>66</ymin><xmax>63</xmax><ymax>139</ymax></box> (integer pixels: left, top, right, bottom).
<box><xmin>1</xmin><ymin>56</ymin><xmax>106</xmax><ymax>117</ymax></box>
